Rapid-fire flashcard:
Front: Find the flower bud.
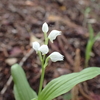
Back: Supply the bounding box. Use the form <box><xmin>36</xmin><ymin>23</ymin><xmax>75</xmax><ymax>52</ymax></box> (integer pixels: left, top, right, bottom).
<box><xmin>38</xmin><ymin>45</ymin><xmax>49</xmax><ymax>55</ymax></box>
<box><xmin>32</xmin><ymin>42</ymin><xmax>40</xmax><ymax>51</ymax></box>
<box><xmin>42</xmin><ymin>22</ymin><xmax>49</xmax><ymax>33</ymax></box>
<box><xmin>48</xmin><ymin>30</ymin><xmax>61</xmax><ymax>43</ymax></box>
<box><xmin>49</xmin><ymin>52</ymin><xmax>64</xmax><ymax>62</ymax></box>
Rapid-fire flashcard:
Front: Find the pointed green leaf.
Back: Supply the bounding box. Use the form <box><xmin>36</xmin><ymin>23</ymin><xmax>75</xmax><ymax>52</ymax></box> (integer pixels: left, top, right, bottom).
<box><xmin>31</xmin><ymin>97</ymin><xmax>38</xmax><ymax>100</ymax></box>
<box><xmin>94</xmin><ymin>32</ymin><xmax>100</xmax><ymax>41</ymax></box>
<box><xmin>14</xmin><ymin>85</ymin><xmax>21</xmax><ymax>100</ymax></box>
<box><xmin>11</xmin><ymin>64</ymin><xmax>37</xmax><ymax>100</ymax></box>
<box><xmin>85</xmin><ymin>39</ymin><xmax>94</xmax><ymax>66</ymax></box>
<box><xmin>88</xmin><ymin>24</ymin><xmax>94</xmax><ymax>40</ymax></box>
<box><xmin>38</xmin><ymin>67</ymin><xmax>100</xmax><ymax>100</ymax></box>
<box><xmin>85</xmin><ymin>7</ymin><xmax>91</xmax><ymax>15</ymax></box>
<box><xmin>63</xmin><ymin>93</ymin><xmax>72</xmax><ymax>100</ymax></box>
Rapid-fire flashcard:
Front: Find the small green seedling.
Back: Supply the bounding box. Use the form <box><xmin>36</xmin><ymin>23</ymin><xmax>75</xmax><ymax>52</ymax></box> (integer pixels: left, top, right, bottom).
<box><xmin>84</xmin><ymin>7</ymin><xmax>91</xmax><ymax>17</ymax></box>
<box><xmin>63</xmin><ymin>93</ymin><xmax>72</xmax><ymax>100</ymax></box>
<box><xmin>85</xmin><ymin>24</ymin><xmax>100</xmax><ymax>67</ymax></box>
<box><xmin>11</xmin><ymin>23</ymin><xmax>100</xmax><ymax>100</ymax></box>
<box><xmin>83</xmin><ymin>7</ymin><xmax>91</xmax><ymax>26</ymax></box>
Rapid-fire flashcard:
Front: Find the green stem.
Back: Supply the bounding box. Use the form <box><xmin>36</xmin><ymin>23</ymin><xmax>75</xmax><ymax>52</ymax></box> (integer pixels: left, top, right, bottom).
<box><xmin>85</xmin><ymin>60</ymin><xmax>88</xmax><ymax>68</ymax></box>
<box><xmin>38</xmin><ymin>57</ymin><xmax>49</xmax><ymax>95</ymax></box>
<box><xmin>38</xmin><ymin>32</ymin><xmax>49</xmax><ymax>95</ymax></box>
<box><xmin>43</xmin><ymin>55</ymin><xmax>46</xmax><ymax>64</ymax></box>
<box><xmin>38</xmin><ymin>66</ymin><xmax>45</xmax><ymax>95</ymax></box>
<box><xmin>38</xmin><ymin>51</ymin><xmax>43</xmax><ymax>66</ymax></box>
<box><xmin>43</xmin><ymin>57</ymin><xmax>50</xmax><ymax>68</ymax></box>
<box><xmin>44</xmin><ymin>33</ymin><xmax>48</xmax><ymax>45</ymax></box>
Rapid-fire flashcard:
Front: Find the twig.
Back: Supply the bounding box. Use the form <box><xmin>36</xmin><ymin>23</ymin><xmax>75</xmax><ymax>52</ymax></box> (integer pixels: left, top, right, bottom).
<box><xmin>0</xmin><ymin>48</ymin><xmax>34</xmax><ymax>95</ymax></box>
<box><xmin>58</xmin><ymin>36</ymin><xmax>74</xmax><ymax>67</ymax></box>
<box><xmin>71</xmin><ymin>49</ymin><xmax>93</xmax><ymax>100</ymax></box>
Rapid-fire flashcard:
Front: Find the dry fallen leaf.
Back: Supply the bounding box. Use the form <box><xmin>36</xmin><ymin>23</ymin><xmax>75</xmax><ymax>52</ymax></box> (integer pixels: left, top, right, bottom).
<box><xmin>5</xmin><ymin>58</ymin><xmax>18</xmax><ymax>65</ymax></box>
<box><xmin>25</xmin><ymin>1</ymin><xmax>35</xmax><ymax>6</ymax></box>
<box><xmin>30</xmin><ymin>33</ymin><xmax>43</xmax><ymax>46</ymax></box>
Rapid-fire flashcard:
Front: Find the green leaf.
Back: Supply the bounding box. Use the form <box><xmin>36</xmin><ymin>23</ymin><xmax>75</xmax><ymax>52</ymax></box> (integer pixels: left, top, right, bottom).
<box><xmin>88</xmin><ymin>24</ymin><xmax>94</xmax><ymax>40</ymax></box>
<box><xmin>63</xmin><ymin>93</ymin><xmax>72</xmax><ymax>100</ymax></box>
<box><xmin>85</xmin><ymin>26</ymin><xmax>100</xmax><ymax>67</ymax></box>
<box><xmin>85</xmin><ymin>24</ymin><xmax>94</xmax><ymax>67</ymax></box>
<box><xmin>94</xmin><ymin>32</ymin><xmax>100</xmax><ymax>41</ymax></box>
<box><xmin>31</xmin><ymin>97</ymin><xmax>38</xmax><ymax>100</ymax></box>
<box><xmin>38</xmin><ymin>67</ymin><xmax>100</xmax><ymax>100</ymax></box>
<box><xmin>85</xmin><ymin>39</ymin><xmax>94</xmax><ymax>66</ymax></box>
<box><xmin>14</xmin><ymin>85</ymin><xmax>21</xmax><ymax>100</ymax></box>
<box><xmin>85</xmin><ymin>7</ymin><xmax>91</xmax><ymax>15</ymax></box>
<box><xmin>11</xmin><ymin>64</ymin><xmax>37</xmax><ymax>100</ymax></box>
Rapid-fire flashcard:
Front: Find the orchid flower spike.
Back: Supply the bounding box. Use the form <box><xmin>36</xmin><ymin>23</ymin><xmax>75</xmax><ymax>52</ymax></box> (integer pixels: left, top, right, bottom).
<box><xmin>32</xmin><ymin>42</ymin><xmax>40</xmax><ymax>52</ymax></box>
<box><xmin>42</xmin><ymin>22</ymin><xmax>49</xmax><ymax>33</ymax></box>
<box><xmin>38</xmin><ymin>45</ymin><xmax>49</xmax><ymax>55</ymax></box>
<box><xmin>48</xmin><ymin>30</ymin><xmax>61</xmax><ymax>43</ymax></box>
<box><xmin>49</xmin><ymin>52</ymin><xmax>64</xmax><ymax>62</ymax></box>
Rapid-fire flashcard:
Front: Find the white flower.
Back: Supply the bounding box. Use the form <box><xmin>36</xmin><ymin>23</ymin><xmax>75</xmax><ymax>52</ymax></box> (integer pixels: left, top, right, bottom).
<box><xmin>38</xmin><ymin>45</ymin><xmax>49</xmax><ymax>55</ymax></box>
<box><xmin>49</xmin><ymin>52</ymin><xmax>64</xmax><ymax>62</ymax></box>
<box><xmin>32</xmin><ymin>42</ymin><xmax>49</xmax><ymax>55</ymax></box>
<box><xmin>32</xmin><ymin>42</ymin><xmax>40</xmax><ymax>52</ymax></box>
<box><xmin>48</xmin><ymin>30</ymin><xmax>61</xmax><ymax>43</ymax></box>
<box><xmin>42</xmin><ymin>22</ymin><xmax>49</xmax><ymax>33</ymax></box>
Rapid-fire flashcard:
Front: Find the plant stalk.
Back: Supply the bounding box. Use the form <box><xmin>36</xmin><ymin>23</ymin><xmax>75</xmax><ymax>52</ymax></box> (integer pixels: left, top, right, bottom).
<box><xmin>44</xmin><ymin>33</ymin><xmax>48</xmax><ymax>45</ymax></box>
<box><xmin>38</xmin><ymin>66</ymin><xmax>45</xmax><ymax>95</ymax></box>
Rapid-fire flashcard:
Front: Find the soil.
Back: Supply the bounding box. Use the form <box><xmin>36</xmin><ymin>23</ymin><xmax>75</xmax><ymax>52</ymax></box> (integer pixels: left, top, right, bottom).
<box><xmin>0</xmin><ymin>0</ymin><xmax>100</xmax><ymax>100</ymax></box>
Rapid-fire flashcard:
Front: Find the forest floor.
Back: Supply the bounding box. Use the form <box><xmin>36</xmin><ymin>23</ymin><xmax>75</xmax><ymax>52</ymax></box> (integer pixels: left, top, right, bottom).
<box><xmin>0</xmin><ymin>0</ymin><xmax>100</xmax><ymax>100</ymax></box>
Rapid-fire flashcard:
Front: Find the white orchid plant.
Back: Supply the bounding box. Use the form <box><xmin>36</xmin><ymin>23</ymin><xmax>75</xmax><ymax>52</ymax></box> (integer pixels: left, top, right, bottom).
<box><xmin>32</xmin><ymin>22</ymin><xmax>64</xmax><ymax>96</ymax></box>
<box><xmin>11</xmin><ymin>22</ymin><xmax>100</xmax><ymax>100</ymax></box>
